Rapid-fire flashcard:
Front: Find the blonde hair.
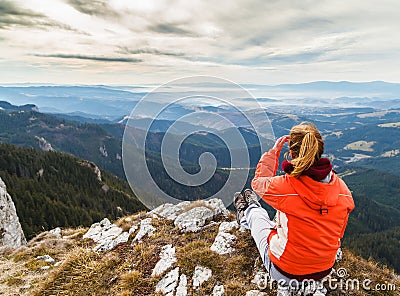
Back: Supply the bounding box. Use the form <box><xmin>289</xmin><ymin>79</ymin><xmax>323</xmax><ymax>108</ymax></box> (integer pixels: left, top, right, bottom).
<box><xmin>286</xmin><ymin>122</ymin><xmax>324</xmax><ymax>178</ymax></box>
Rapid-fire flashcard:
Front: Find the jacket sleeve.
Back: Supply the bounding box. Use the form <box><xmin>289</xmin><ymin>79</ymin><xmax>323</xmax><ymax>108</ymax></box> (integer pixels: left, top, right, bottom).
<box><xmin>251</xmin><ymin>148</ymin><xmax>283</xmax><ymax>210</ymax></box>
<box><xmin>339</xmin><ymin>193</ymin><xmax>355</xmax><ymax>238</ymax></box>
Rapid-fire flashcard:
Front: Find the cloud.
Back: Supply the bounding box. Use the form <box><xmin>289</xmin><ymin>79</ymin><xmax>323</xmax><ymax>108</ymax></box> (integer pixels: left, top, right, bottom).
<box><xmin>0</xmin><ymin>0</ymin><xmax>44</xmax><ymax>28</ymax></box>
<box><xmin>0</xmin><ymin>0</ymin><xmax>42</xmax><ymax>17</ymax></box>
<box><xmin>33</xmin><ymin>53</ymin><xmax>142</xmax><ymax>63</ymax></box>
<box><xmin>0</xmin><ymin>0</ymin><xmax>79</xmax><ymax>31</ymax></box>
<box><xmin>66</xmin><ymin>0</ymin><xmax>119</xmax><ymax>18</ymax></box>
<box><xmin>149</xmin><ymin>23</ymin><xmax>194</xmax><ymax>36</ymax></box>
<box><xmin>2</xmin><ymin>0</ymin><xmax>400</xmax><ymax>84</ymax></box>
<box><xmin>118</xmin><ymin>47</ymin><xmax>186</xmax><ymax>57</ymax></box>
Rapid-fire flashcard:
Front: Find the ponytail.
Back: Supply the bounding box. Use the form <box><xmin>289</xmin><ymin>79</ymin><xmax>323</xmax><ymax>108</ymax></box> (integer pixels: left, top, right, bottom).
<box><xmin>288</xmin><ymin>123</ymin><xmax>324</xmax><ymax>178</ymax></box>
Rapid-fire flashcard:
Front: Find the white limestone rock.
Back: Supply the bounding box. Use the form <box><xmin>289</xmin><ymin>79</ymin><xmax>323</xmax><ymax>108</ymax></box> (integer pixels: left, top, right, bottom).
<box><xmin>99</xmin><ymin>145</ymin><xmax>108</xmax><ymax>158</ymax></box>
<box><xmin>152</xmin><ymin>244</ymin><xmax>177</xmax><ymax>277</ymax></box>
<box><xmin>150</xmin><ymin>198</ymin><xmax>229</xmax><ymax>226</ymax></box>
<box><xmin>36</xmin><ymin>255</ymin><xmax>55</xmax><ymax>264</ymax></box>
<box><xmin>211</xmin><ymin>221</ymin><xmax>239</xmax><ymax>255</ymax></box>
<box><xmin>206</xmin><ymin>198</ymin><xmax>229</xmax><ymax>217</ymax></box>
<box><xmin>149</xmin><ymin>201</ymin><xmax>191</xmax><ymax>220</ymax></box>
<box><xmin>35</xmin><ymin>136</ymin><xmax>55</xmax><ymax>152</ymax></box>
<box><xmin>49</xmin><ymin>227</ymin><xmax>62</xmax><ymax>238</ymax></box>
<box><xmin>94</xmin><ymin>231</ymin><xmax>130</xmax><ymax>252</ymax></box>
<box><xmin>0</xmin><ymin>177</ymin><xmax>26</xmax><ymax>249</ymax></box>
<box><xmin>155</xmin><ymin>267</ymin><xmax>180</xmax><ymax>296</ymax></box>
<box><xmin>213</xmin><ymin>284</ymin><xmax>225</xmax><ymax>296</ymax></box>
<box><xmin>211</xmin><ymin>232</ymin><xmax>237</xmax><ymax>255</ymax></box>
<box><xmin>174</xmin><ymin>206</ymin><xmax>214</xmax><ymax>232</ymax></box>
<box><xmin>132</xmin><ymin>218</ymin><xmax>155</xmax><ymax>243</ymax></box>
<box><xmin>83</xmin><ymin>218</ymin><xmax>128</xmax><ymax>252</ymax></box>
<box><xmin>193</xmin><ymin>266</ymin><xmax>212</xmax><ymax>289</ymax></box>
<box><xmin>176</xmin><ymin>274</ymin><xmax>188</xmax><ymax>296</ymax></box>
<box><xmin>128</xmin><ymin>224</ymin><xmax>138</xmax><ymax>235</ymax></box>
<box><xmin>173</xmin><ymin>198</ymin><xmax>231</xmax><ymax>232</ymax></box>
<box><xmin>219</xmin><ymin>221</ymin><xmax>239</xmax><ymax>233</ymax></box>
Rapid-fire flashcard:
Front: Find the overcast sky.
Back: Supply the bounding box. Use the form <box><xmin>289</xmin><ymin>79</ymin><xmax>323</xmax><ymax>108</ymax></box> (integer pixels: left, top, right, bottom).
<box><xmin>1</xmin><ymin>0</ymin><xmax>400</xmax><ymax>85</ymax></box>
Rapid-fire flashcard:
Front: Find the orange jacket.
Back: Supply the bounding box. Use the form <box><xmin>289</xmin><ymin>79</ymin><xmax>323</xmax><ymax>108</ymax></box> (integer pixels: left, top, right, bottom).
<box><xmin>251</xmin><ymin>148</ymin><xmax>355</xmax><ymax>275</ymax></box>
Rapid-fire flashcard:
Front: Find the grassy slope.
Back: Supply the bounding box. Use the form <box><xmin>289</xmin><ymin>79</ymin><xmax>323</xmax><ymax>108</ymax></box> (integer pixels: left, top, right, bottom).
<box><xmin>0</xmin><ymin>210</ymin><xmax>398</xmax><ymax>296</ymax></box>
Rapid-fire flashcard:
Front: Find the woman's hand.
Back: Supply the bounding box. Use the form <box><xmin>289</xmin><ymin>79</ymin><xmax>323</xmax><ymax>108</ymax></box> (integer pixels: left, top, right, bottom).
<box><xmin>272</xmin><ymin>135</ymin><xmax>290</xmax><ymax>154</ymax></box>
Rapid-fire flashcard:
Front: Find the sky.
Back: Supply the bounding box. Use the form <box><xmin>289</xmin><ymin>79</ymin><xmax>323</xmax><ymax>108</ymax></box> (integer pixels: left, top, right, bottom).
<box><xmin>1</xmin><ymin>0</ymin><xmax>400</xmax><ymax>85</ymax></box>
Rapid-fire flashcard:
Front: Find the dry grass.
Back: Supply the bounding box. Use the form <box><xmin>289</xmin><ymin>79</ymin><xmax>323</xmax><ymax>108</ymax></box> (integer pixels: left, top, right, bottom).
<box><xmin>115</xmin><ymin>211</ymin><xmax>147</xmax><ymax>232</ymax></box>
<box><xmin>328</xmin><ymin>249</ymin><xmax>400</xmax><ymax>296</ymax></box>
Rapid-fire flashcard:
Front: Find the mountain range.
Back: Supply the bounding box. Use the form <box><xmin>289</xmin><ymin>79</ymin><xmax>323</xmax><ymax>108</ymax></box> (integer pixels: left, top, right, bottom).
<box><xmin>0</xmin><ymin>80</ymin><xmax>399</xmax><ymax>273</ymax></box>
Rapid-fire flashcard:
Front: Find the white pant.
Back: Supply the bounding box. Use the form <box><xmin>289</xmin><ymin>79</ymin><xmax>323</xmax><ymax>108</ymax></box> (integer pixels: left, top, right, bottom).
<box><xmin>240</xmin><ymin>205</ymin><xmax>300</xmax><ymax>287</ymax></box>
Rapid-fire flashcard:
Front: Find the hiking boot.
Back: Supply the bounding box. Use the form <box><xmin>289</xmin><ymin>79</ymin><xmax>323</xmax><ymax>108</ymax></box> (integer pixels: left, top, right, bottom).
<box><xmin>233</xmin><ymin>192</ymin><xmax>248</xmax><ymax>224</ymax></box>
<box><xmin>244</xmin><ymin>189</ymin><xmax>261</xmax><ymax>207</ymax></box>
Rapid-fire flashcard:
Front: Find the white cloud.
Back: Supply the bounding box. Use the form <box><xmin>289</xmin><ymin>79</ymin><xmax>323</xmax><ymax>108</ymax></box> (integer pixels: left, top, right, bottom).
<box><xmin>0</xmin><ymin>0</ymin><xmax>400</xmax><ymax>84</ymax></box>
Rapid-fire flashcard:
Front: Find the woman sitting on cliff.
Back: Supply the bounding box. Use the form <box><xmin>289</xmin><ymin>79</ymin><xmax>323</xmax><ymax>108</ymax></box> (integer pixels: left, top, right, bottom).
<box><xmin>234</xmin><ymin>122</ymin><xmax>354</xmax><ymax>295</ymax></box>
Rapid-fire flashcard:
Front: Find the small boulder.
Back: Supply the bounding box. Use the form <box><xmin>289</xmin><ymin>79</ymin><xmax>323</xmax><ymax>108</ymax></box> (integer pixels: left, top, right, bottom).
<box><xmin>176</xmin><ymin>274</ymin><xmax>188</xmax><ymax>296</ymax></box>
<box><xmin>211</xmin><ymin>221</ymin><xmax>239</xmax><ymax>255</ymax></box>
<box><xmin>36</xmin><ymin>255</ymin><xmax>55</xmax><ymax>264</ymax></box>
<box><xmin>149</xmin><ymin>202</ymin><xmax>191</xmax><ymax>220</ymax></box>
<box><xmin>175</xmin><ymin>206</ymin><xmax>214</xmax><ymax>232</ymax></box>
<box><xmin>83</xmin><ymin>218</ymin><xmax>127</xmax><ymax>252</ymax></box>
<box><xmin>152</xmin><ymin>244</ymin><xmax>177</xmax><ymax>277</ymax></box>
<box><xmin>49</xmin><ymin>227</ymin><xmax>62</xmax><ymax>239</ymax></box>
<box><xmin>213</xmin><ymin>284</ymin><xmax>225</xmax><ymax>296</ymax></box>
<box><xmin>131</xmin><ymin>218</ymin><xmax>155</xmax><ymax>243</ymax></box>
<box><xmin>155</xmin><ymin>267</ymin><xmax>180</xmax><ymax>296</ymax></box>
<box><xmin>193</xmin><ymin>266</ymin><xmax>212</xmax><ymax>289</ymax></box>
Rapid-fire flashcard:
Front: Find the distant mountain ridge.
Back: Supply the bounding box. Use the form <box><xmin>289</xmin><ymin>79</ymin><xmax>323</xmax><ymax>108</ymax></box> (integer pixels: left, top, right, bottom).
<box><xmin>1</xmin><ymin>81</ymin><xmax>400</xmax><ymax>120</ymax></box>
<box><xmin>0</xmin><ymin>101</ymin><xmax>38</xmax><ymax>112</ymax></box>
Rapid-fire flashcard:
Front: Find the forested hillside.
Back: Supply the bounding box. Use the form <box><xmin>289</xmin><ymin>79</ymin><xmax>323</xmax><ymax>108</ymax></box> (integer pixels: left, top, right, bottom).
<box><xmin>339</xmin><ymin>166</ymin><xmax>400</xmax><ymax>272</ymax></box>
<box><xmin>0</xmin><ymin>144</ymin><xmax>145</xmax><ymax>239</ymax></box>
<box><xmin>0</xmin><ymin>110</ymin><xmax>125</xmax><ymax>178</ymax></box>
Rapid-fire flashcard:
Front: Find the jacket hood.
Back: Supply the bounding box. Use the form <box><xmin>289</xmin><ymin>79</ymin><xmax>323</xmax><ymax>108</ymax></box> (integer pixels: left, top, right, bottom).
<box><xmin>288</xmin><ymin>173</ymin><xmax>340</xmax><ymax>212</ymax></box>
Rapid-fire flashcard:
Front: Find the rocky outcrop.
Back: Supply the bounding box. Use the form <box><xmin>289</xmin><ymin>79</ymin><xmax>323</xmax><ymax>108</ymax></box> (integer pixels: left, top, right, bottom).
<box><xmin>78</xmin><ymin>160</ymin><xmax>102</xmax><ymax>182</ymax></box>
<box><xmin>99</xmin><ymin>145</ymin><xmax>108</xmax><ymax>157</ymax></box>
<box><xmin>213</xmin><ymin>285</ymin><xmax>225</xmax><ymax>296</ymax></box>
<box><xmin>35</xmin><ymin>136</ymin><xmax>55</xmax><ymax>152</ymax></box>
<box><xmin>2</xmin><ymin>197</ymin><xmax>396</xmax><ymax>296</ymax></box>
<box><xmin>83</xmin><ymin>218</ymin><xmax>131</xmax><ymax>252</ymax></box>
<box><xmin>193</xmin><ymin>266</ymin><xmax>212</xmax><ymax>289</ymax></box>
<box><xmin>156</xmin><ymin>267</ymin><xmax>180</xmax><ymax>296</ymax></box>
<box><xmin>131</xmin><ymin>217</ymin><xmax>155</xmax><ymax>243</ymax></box>
<box><xmin>152</xmin><ymin>244</ymin><xmax>177</xmax><ymax>277</ymax></box>
<box><xmin>210</xmin><ymin>221</ymin><xmax>239</xmax><ymax>255</ymax></box>
<box><xmin>150</xmin><ymin>198</ymin><xmax>229</xmax><ymax>233</ymax></box>
<box><xmin>0</xmin><ymin>177</ymin><xmax>26</xmax><ymax>249</ymax></box>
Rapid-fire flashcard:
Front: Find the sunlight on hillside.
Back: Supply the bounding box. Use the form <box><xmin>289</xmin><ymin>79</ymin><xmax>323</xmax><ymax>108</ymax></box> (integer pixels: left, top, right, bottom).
<box><xmin>344</xmin><ymin>141</ymin><xmax>375</xmax><ymax>152</ymax></box>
